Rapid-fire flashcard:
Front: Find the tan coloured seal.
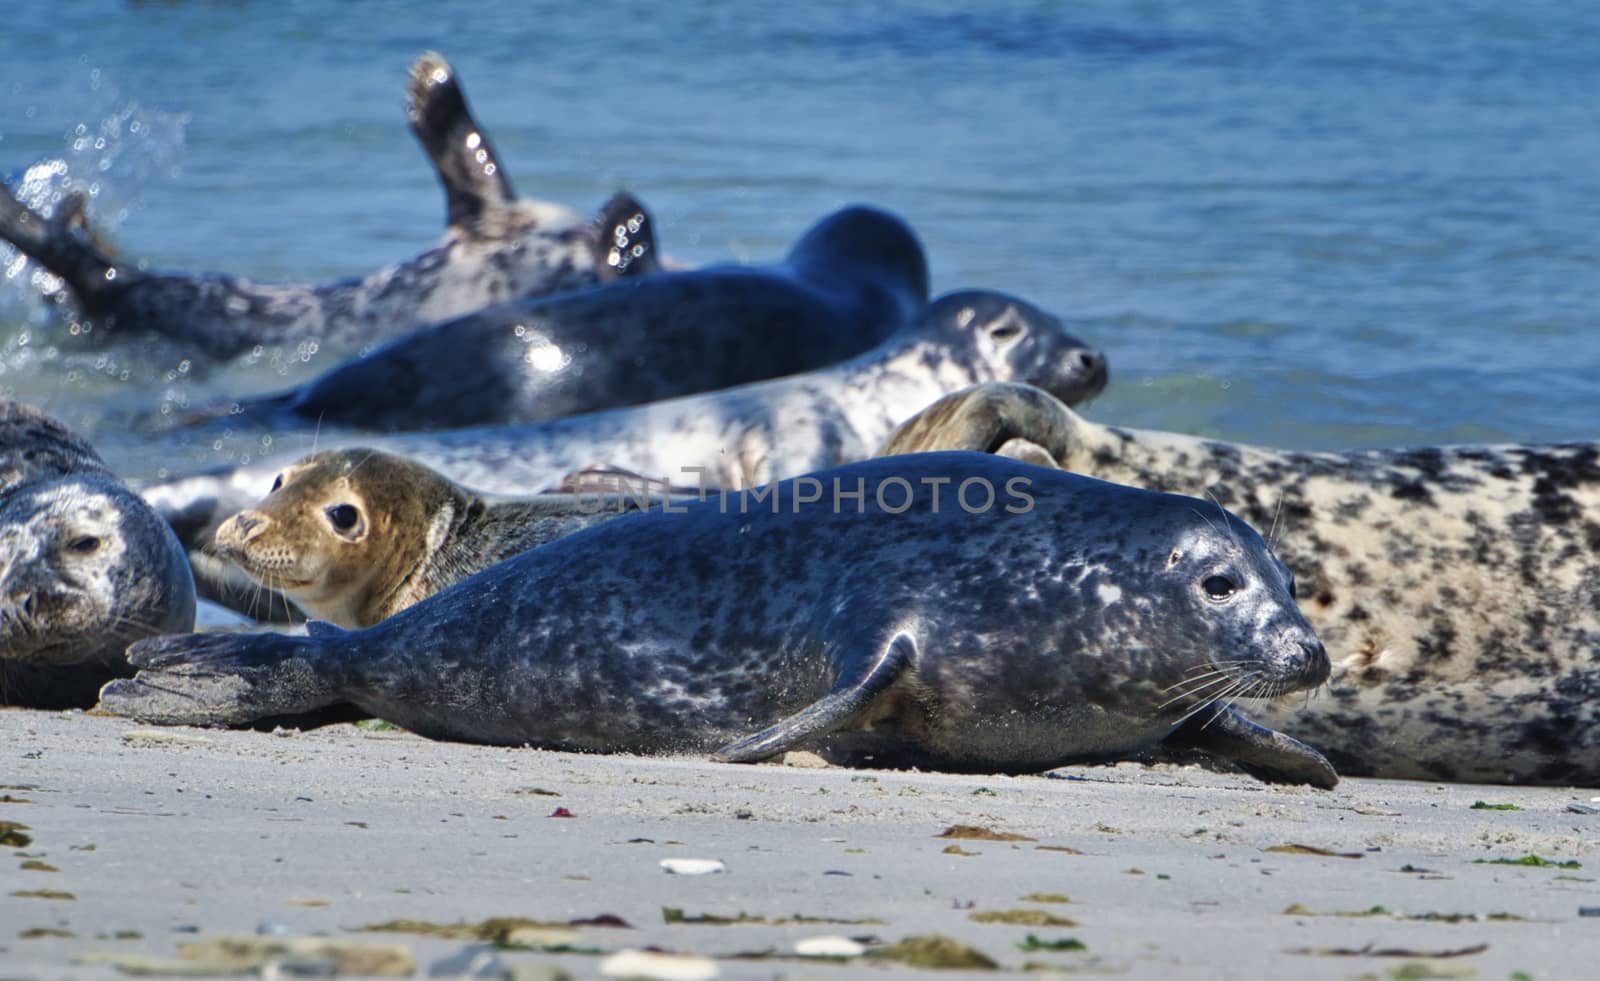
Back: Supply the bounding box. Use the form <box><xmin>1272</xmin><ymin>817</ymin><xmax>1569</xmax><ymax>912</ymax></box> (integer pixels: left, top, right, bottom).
<box><xmin>211</xmin><ymin>448</ymin><xmax>649</xmax><ymax>628</ymax></box>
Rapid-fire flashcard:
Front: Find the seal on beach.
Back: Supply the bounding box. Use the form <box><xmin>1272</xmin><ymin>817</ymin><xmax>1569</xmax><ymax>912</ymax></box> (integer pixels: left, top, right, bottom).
<box><xmin>0</xmin><ymin>52</ymin><xmax>656</xmax><ymax>361</ymax></box>
<box><xmin>209</xmin><ymin>448</ymin><xmax>652</xmax><ymax>627</ymax></box>
<box><xmin>139</xmin><ymin>289</ymin><xmax>1109</xmax><ymax>547</ymax></box>
<box><xmin>879</xmin><ymin>382</ymin><xmax>1600</xmax><ymax>787</ymax></box>
<box><xmin>103</xmin><ymin>453</ymin><xmax>1336</xmax><ymax>787</ymax></box>
<box><xmin>200</xmin><ymin>203</ymin><xmax>930</xmax><ymax>431</ymax></box>
<box><xmin>0</xmin><ymin>401</ymin><xmax>195</xmax><ymax>708</ymax></box>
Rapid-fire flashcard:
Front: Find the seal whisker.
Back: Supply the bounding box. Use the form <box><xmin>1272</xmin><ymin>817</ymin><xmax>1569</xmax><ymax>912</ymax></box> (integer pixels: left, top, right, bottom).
<box><xmin>1267</xmin><ymin>489</ymin><xmax>1287</xmax><ymax>553</ymax></box>
<box><xmin>1157</xmin><ymin>673</ymin><xmax>1236</xmax><ymax>710</ymax></box>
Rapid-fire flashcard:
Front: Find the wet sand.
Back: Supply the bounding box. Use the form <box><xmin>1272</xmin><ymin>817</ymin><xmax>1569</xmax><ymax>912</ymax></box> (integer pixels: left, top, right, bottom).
<box><xmin>3</xmin><ymin>710</ymin><xmax>1596</xmax><ymax>979</ymax></box>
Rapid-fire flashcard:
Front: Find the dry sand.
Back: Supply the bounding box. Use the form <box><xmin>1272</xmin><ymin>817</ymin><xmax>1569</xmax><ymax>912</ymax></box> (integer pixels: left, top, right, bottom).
<box><xmin>3</xmin><ymin>710</ymin><xmax>1598</xmax><ymax>979</ymax></box>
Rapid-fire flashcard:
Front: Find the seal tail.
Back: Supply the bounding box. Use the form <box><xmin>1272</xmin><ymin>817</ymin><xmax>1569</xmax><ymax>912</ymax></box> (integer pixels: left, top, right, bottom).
<box><xmin>405</xmin><ymin>51</ymin><xmax>518</xmax><ymax>231</ymax></box>
<box><xmin>97</xmin><ymin>623</ymin><xmax>346</xmax><ymax>727</ymax></box>
<box><xmin>0</xmin><ymin>184</ymin><xmax>127</xmax><ymax>306</ymax></box>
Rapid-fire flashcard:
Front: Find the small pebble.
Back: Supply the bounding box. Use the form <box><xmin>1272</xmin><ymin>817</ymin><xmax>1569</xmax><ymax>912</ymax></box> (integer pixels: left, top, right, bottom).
<box><xmin>256</xmin><ymin>921</ymin><xmax>293</xmax><ymax>936</ymax></box>
<box><xmin>599</xmin><ymin>949</ymin><xmax>718</xmax><ymax>980</ymax></box>
<box><xmin>1568</xmin><ymin>804</ymin><xmax>1600</xmax><ymax>815</ymax></box>
<box><xmin>262</xmin><ymin>958</ymin><xmax>338</xmax><ymax>980</ymax></box>
<box><xmin>659</xmin><ymin>858</ymin><xmax>726</xmax><ymax>875</ymax></box>
<box><xmin>794</xmin><ymin>936</ymin><xmax>865</xmax><ymax>958</ymax></box>
<box><xmin>1580</xmin><ymin>907</ymin><xmax>1600</xmax><ymax>918</ymax></box>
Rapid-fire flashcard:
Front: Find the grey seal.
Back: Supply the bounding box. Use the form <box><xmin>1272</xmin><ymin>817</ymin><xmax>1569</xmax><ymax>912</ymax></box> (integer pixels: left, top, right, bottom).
<box><xmin>0</xmin><ymin>52</ymin><xmax>655</xmax><ymax>361</ymax></box>
<box><xmin>0</xmin><ymin>401</ymin><xmax>195</xmax><ymax>708</ymax></box>
<box><xmin>209</xmin><ymin>448</ymin><xmax>650</xmax><ymax>627</ymax></box>
<box><xmin>880</xmin><ymin>382</ymin><xmax>1600</xmax><ymax>786</ymax></box>
<box><xmin>140</xmin><ymin>289</ymin><xmax>1108</xmax><ymax>548</ymax></box>
<box><xmin>103</xmin><ymin>453</ymin><xmax>1335</xmax><ymax>787</ymax></box>
<box><xmin>199</xmin><ymin>203</ymin><xmax>929</xmax><ymax>431</ymax></box>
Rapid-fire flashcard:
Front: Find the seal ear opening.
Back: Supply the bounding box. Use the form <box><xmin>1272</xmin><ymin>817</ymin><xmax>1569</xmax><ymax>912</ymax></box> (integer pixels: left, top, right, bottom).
<box><xmin>711</xmin><ymin>632</ymin><xmax>915</xmax><ymax>763</ymax></box>
<box><xmin>592</xmin><ymin>192</ymin><xmax>661</xmax><ymax>282</ymax></box>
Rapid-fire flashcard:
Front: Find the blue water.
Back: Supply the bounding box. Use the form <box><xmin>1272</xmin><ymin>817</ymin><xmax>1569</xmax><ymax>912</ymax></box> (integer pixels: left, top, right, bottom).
<box><xmin>2</xmin><ymin>0</ymin><xmax>1597</xmax><ymax>466</ymax></box>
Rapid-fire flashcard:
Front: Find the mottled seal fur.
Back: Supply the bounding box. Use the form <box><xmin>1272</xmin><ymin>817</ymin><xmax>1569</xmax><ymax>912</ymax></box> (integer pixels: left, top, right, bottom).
<box><xmin>881</xmin><ymin>382</ymin><xmax>1600</xmax><ymax>786</ymax></box>
<box><xmin>105</xmin><ymin>453</ymin><xmax>1334</xmax><ymax>787</ymax></box>
<box><xmin>0</xmin><ymin>401</ymin><xmax>195</xmax><ymax>708</ymax></box>
<box><xmin>211</xmin><ymin>448</ymin><xmax>646</xmax><ymax>627</ymax></box>
<box><xmin>142</xmin><ymin>289</ymin><xmax>1108</xmax><ymax>547</ymax></box>
<box><xmin>0</xmin><ymin>52</ymin><xmax>654</xmax><ymax>361</ymax></box>
<box><xmin>205</xmin><ymin>203</ymin><xmax>930</xmax><ymax>431</ymax></box>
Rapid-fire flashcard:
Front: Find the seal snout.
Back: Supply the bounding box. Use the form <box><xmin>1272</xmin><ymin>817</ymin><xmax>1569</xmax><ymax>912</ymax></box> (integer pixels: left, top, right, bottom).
<box><xmin>219</xmin><ymin>511</ymin><xmax>270</xmax><ymax>545</ymax></box>
<box><xmin>1296</xmin><ymin>638</ymin><xmax>1331</xmax><ymax>689</ymax></box>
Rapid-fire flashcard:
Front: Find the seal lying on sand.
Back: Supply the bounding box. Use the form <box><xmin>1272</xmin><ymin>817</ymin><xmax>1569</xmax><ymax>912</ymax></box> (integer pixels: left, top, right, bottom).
<box><xmin>0</xmin><ymin>401</ymin><xmax>195</xmax><ymax>708</ymax></box>
<box><xmin>208</xmin><ymin>448</ymin><xmax>656</xmax><ymax>627</ymax></box>
<box><xmin>199</xmin><ymin>204</ymin><xmax>929</xmax><ymax>431</ymax></box>
<box><xmin>104</xmin><ymin>454</ymin><xmax>1336</xmax><ymax>787</ymax></box>
<box><xmin>880</xmin><ymin>382</ymin><xmax>1600</xmax><ymax>786</ymax></box>
<box><xmin>142</xmin><ymin>289</ymin><xmax>1109</xmax><ymax>547</ymax></box>
<box><xmin>0</xmin><ymin>52</ymin><xmax>656</xmax><ymax>360</ymax></box>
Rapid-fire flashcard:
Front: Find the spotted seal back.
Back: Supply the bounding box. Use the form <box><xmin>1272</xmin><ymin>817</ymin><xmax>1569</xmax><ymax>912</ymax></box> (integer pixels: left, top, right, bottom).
<box><xmin>105</xmin><ymin>453</ymin><xmax>1334</xmax><ymax>787</ymax></box>
<box><xmin>0</xmin><ymin>401</ymin><xmax>195</xmax><ymax>708</ymax></box>
<box><xmin>141</xmin><ymin>289</ymin><xmax>1108</xmax><ymax>548</ymax></box>
<box><xmin>0</xmin><ymin>52</ymin><xmax>652</xmax><ymax>361</ymax></box>
<box><xmin>880</xmin><ymin>382</ymin><xmax>1600</xmax><ymax>786</ymax></box>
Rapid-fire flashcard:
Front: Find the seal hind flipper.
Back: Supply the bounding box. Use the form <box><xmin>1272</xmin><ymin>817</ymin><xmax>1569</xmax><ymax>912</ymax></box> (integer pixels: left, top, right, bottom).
<box><xmin>592</xmin><ymin>192</ymin><xmax>661</xmax><ymax>282</ymax></box>
<box><xmin>711</xmin><ymin>632</ymin><xmax>916</xmax><ymax>763</ymax></box>
<box><xmin>405</xmin><ymin>51</ymin><xmax>517</xmax><ymax>231</ymax></box>
<box><xmin>0</xmin><ymin>181</ymin><xmax>126</xmax><ymax>304</ymax></box>
<box><xmin>1163</xmin><ymin>706</ymin><xmax>1338</xmax><ymax>789</ymax></box>
<box><xmin>98</xmin><ymin>630</ymin><xmax>343</xmax><ymax>726</ymax></box>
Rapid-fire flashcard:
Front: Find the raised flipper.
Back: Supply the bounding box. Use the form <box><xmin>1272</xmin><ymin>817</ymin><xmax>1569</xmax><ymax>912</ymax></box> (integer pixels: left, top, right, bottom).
<box><xmin>994</xmin><ymin>437</ymin><xmax>1059</xmax><ymax>470</ymax></box>
<box><xmin>405</xmin><ymin>51</ymin><xmax>518</xmax><ymax>232</ymax></box>
<box><xmin>877</xmin><ymin>382</ymin><xmax>1078</xmax><ymax>462</ymax></box>
<box><xmin>97</xmin><ymin>622</ymin><xmax>345</xmax><ymax>726</ymax></box>
<box><xmin>1163</xmin><ymin>705</ymin><xmax>1338</xmax><ymax>789</ymax></box>
<box><xmin>0</xmin><ymin>182</ymin><xmax>126</xmax><ymax>305</ymax></box>
<box><xmin>592</xmin><ymin>192</ymin><xmax>661</xmax><ymax>282</ymax></box>
<box><xmin>712</xmin><ymin>632</ymin><xmax>915</xmax><ymax>763</ymax></box>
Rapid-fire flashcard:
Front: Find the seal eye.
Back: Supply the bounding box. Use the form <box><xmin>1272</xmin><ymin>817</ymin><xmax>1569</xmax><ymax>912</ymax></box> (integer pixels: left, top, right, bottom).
<box><xmin>1202</xmin><ymin>574</ymin><xmax>1238</xmax><ymax>601</ymax></box>
<box><xmin>67</xmin><ymin>535</ymin><xmax>102</xmax><ymax>555</ymax></box>
<box><xmin>325</xmin><ymin>504</ymin><xmax>361</xmax><ymax>534</ymax></box>
<box><xmin>270</xmin><ymin>474</ymin><xmax>283</xmax><ymax>493</ymax></box>
<box><xmin>987</xmin><ymin>321</ymin><xmax>1023</xmax><ymax>343</ymax></box>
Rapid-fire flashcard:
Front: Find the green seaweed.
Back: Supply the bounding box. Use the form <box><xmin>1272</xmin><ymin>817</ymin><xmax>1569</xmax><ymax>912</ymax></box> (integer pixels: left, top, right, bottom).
<box><xmin>1019</xmin><ymin>892</ymin><xmax>1071</xmax><ymax>904</ymax></box>
<box><xmin>0</xmin><ymin>821</ymin><xmax>32</xmax><ymax>847</ymax></box>
<box><xmin>1017</xmin><ymin>934</ymin><xmax>1087</xmax><ymax>952</ymax></box>
<box><xmin>1470</xmin><ymin>801</ymin><xmax>1521</xmax><ymax>811</ymax></box>
<box><xmin>970</xmin><ymin>909</ymin><xmax>1078</xmax><ymax>927</ymax></box>
<box><xmin>662</xmin><ymin>907</ymin><xmax>882</xmax><ymax>926</ymax></box>
<box><xmin>867</xmin><ymin>935</ymin><xmax>997</xmax><ymax>970</ymax></box>
<box><xmin>1472</xmin><ymin>854</ymin><xmax>1580</xmax><ymax>869</ymax></box>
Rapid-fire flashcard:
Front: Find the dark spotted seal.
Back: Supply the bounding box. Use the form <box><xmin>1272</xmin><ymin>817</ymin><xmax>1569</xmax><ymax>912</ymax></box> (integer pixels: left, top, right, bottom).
<box><xmin>880</xmin><ymin>382</ymin><xmax>1600</xmax><ymax>786</ymax></box>
<box><xmin>104</xmin><ymin>453</ymin><xmax>1335</xmax><ymax>787</ymax></box>
<box><xmin>0</xmin><ymin>52</ymin><xmax>655</xmax><ymax>361</ymax></box>
<box><xmin>140</xmin><ymin>289</ymin><xmax>1108</xmax><ymax>548</ymax></box>
<box><xmin>0</xmin><ymin>401</ymin><xmax>195</xmax><ymax>708</ymax></box>
<box><xmin>201</xmin><ymin>203</ymin><xmax>930</xmax><ymax>431</ymax></box>
<box><xmin>209</xmin><ymin>448</ymin><xmax>653</xmax><ymax>627</ymax></box>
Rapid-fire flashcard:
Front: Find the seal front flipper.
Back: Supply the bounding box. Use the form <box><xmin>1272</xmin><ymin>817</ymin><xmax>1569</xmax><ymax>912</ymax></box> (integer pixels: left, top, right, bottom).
<box><xmin>405</xmin><ymin>51</ymin><xmax>517</xmax><ymax>232</ymax></box>
<box><xmin>712</xmin><ymin>633</ymin><xmax>915</xmax><ymax>763</ymax></box>
<box><xmin>97</xmin><ymin>622</ymin><xmax>346</xmax><ymax>727</ymax></box>
<box><xmin>592</xmin><ymin>192</ymin><xmax>661</xmax><ymax>282</ymax></box>
<box><xmin>1164</xmin><ymin>705</ymin><xmax>1339</xmax><ymax>789</ymax></box>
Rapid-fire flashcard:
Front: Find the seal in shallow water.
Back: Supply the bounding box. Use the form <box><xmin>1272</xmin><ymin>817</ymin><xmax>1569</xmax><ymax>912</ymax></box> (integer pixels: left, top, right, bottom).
<box><xmin>209</xmin><ymin>448</ymin><xmax>652</xmax><ymax>627</ymax></box>
<box><xmin>104</xmin><ymin>453</ymin><xmax>1335</xmax><ymax>787</ymax></box>
<box><xmin>204</xmin><ymin>202</ymin><xmax>930</xmax><ymax>431</ymax></box>
<box><xmin>140</xmin><ymin>289</ymin><xmax>1108</xmax><ymax>547</ymax></box>
<box><xmin>0</xmin><ymin>401</ymin><xmax>195</xmax><ymax>708</ymax></box>
<box><xmin>0</xmin><ymin>52</ymin><xmax>655</xmax><ymax>360</ymax></box>
<box><xmin>879</xmin><ymin>382</ymin><xmax>1600</xmax><ymax>786</ymax></box>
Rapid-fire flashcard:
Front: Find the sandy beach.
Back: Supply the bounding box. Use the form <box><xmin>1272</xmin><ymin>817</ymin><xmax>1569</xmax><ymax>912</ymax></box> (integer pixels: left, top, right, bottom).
<box><xmin>3</xmin><ymin>710</ymin><xmax>1596</xmax><ymax>979</ymax></box>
